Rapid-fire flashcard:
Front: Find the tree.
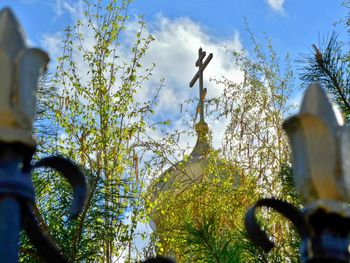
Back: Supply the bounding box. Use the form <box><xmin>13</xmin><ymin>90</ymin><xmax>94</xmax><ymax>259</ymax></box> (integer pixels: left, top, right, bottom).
<box><xmin>299</xmin><ymin>33</ymin><xmax>350</xmax><ymax>122</ymax></box>
<box><xmin>211</xmin><ymin>29</ymin><xmax>300</xmax><ymax>262</ymax></box>
<box><xmin>149</xmin><ymin>28</ymin><xmax>301</xmax><ymax>262</ymax></box>
<box><xmin>149</xmin><ymin>150</ymin><xmax>262</xmax><ymax>263</ymax></box>
<box><xmin>299</xmin><ymin>2</ymin><xmax>350</xmax><ymax>122</ymax></box>
<box><xmin>20</xmin><ymin>0</ymin><xmax>165</xmax><ymax>262</ymax></box>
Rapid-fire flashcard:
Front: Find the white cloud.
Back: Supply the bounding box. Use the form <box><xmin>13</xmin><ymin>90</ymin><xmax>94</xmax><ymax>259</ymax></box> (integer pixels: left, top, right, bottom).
<box><xmin>51</xmin><ymin>0</ymin><xmax>83</xmax><ymax>20</ymax></box>
<box><xmin>40</xmin><ymin>32</ymin><xmax>63</xmax><ymax>61</ymax></box>
<box><xmin>266</xmin><ymin>0</ymin><xmax>285</xmax><ymax>12</ymax></box>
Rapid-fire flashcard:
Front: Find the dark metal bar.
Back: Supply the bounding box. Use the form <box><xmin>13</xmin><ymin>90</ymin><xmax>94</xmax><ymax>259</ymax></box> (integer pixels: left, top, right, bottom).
<box><xmin>0</xmin><ymin>147</ymin><xmax>34</xmax><ymax>263</ymax></box>
<box><xmin>0</xmin><ymin>197</ymin><xmax>20</xmax><ymax>263</ymax></box>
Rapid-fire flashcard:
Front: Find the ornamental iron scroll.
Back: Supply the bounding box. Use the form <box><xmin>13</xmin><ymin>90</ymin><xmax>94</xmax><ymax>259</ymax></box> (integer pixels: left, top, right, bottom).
<box><xmin>245</xmin><ymin>83</ymin><xmax>350</xmax><ymax>262</ymax></box>
<box><xmin>0</xmin><ymin>8</ymin><xmax>87</xmax><ymax>263</ymax></box>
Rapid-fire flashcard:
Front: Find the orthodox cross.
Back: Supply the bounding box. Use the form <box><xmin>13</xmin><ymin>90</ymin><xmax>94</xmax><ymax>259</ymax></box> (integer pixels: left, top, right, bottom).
<box><xmin>189</xmin><ymin>47</ymin><xmax>213</xmax><ymax>123</ymax></box>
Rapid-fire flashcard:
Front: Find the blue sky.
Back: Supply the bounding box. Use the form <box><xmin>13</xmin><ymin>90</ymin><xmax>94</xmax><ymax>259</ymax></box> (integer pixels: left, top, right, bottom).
<box><xmin>1</xmin><ymin>0</ymin><xmax>347</xmax><ymax>61</ymax></box>
<box><xmin>0</xmin><ymin>0</ymin><xmax>348</xmax><ymax>149</ymax></box>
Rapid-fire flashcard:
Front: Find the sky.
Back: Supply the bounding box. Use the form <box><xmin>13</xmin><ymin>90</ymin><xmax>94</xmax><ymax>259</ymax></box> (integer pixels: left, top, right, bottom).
<box><xmin>0</xmin><ymin>0</ymin><xmax>348</xmax><ymax>150</ymax></box>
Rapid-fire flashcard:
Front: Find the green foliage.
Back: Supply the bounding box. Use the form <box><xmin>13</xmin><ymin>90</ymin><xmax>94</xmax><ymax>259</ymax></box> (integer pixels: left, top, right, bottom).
<box><xmin>299</xmin><ymin>2</ymin><xmax>350</xmax><ymax>122</ymax></box>
<box><xmin>20</xmin><ymin>1</ymin><xmax>163</xmax><ymax>262</ymax></box>
<box><xmin>183</xmin><ymin>217</ymin><xmax>242</xmax><ymax>263</ymax></box>
<box><xmin>213</xmin><ymin>29</ymin><xmax>301</xmax><ymax>262</ymax></box>
<box><xmin>211</xmin><ymin>29</ymin><xmax>294</xmax><ymax>185</ymax></box>
<box><xmin>299</xmin><ymin>33</ymin><xmax>350</xmax><ymax>121</ymax></box>
<box><xmin>150</xmin><ymin>27</ymin><xmax>301</xmax><ymax>262</ymax></box>
<box><xmin>150</xmin><ymin>151</ymin><xmax>262</xmax><ymax>262</ymax></box>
